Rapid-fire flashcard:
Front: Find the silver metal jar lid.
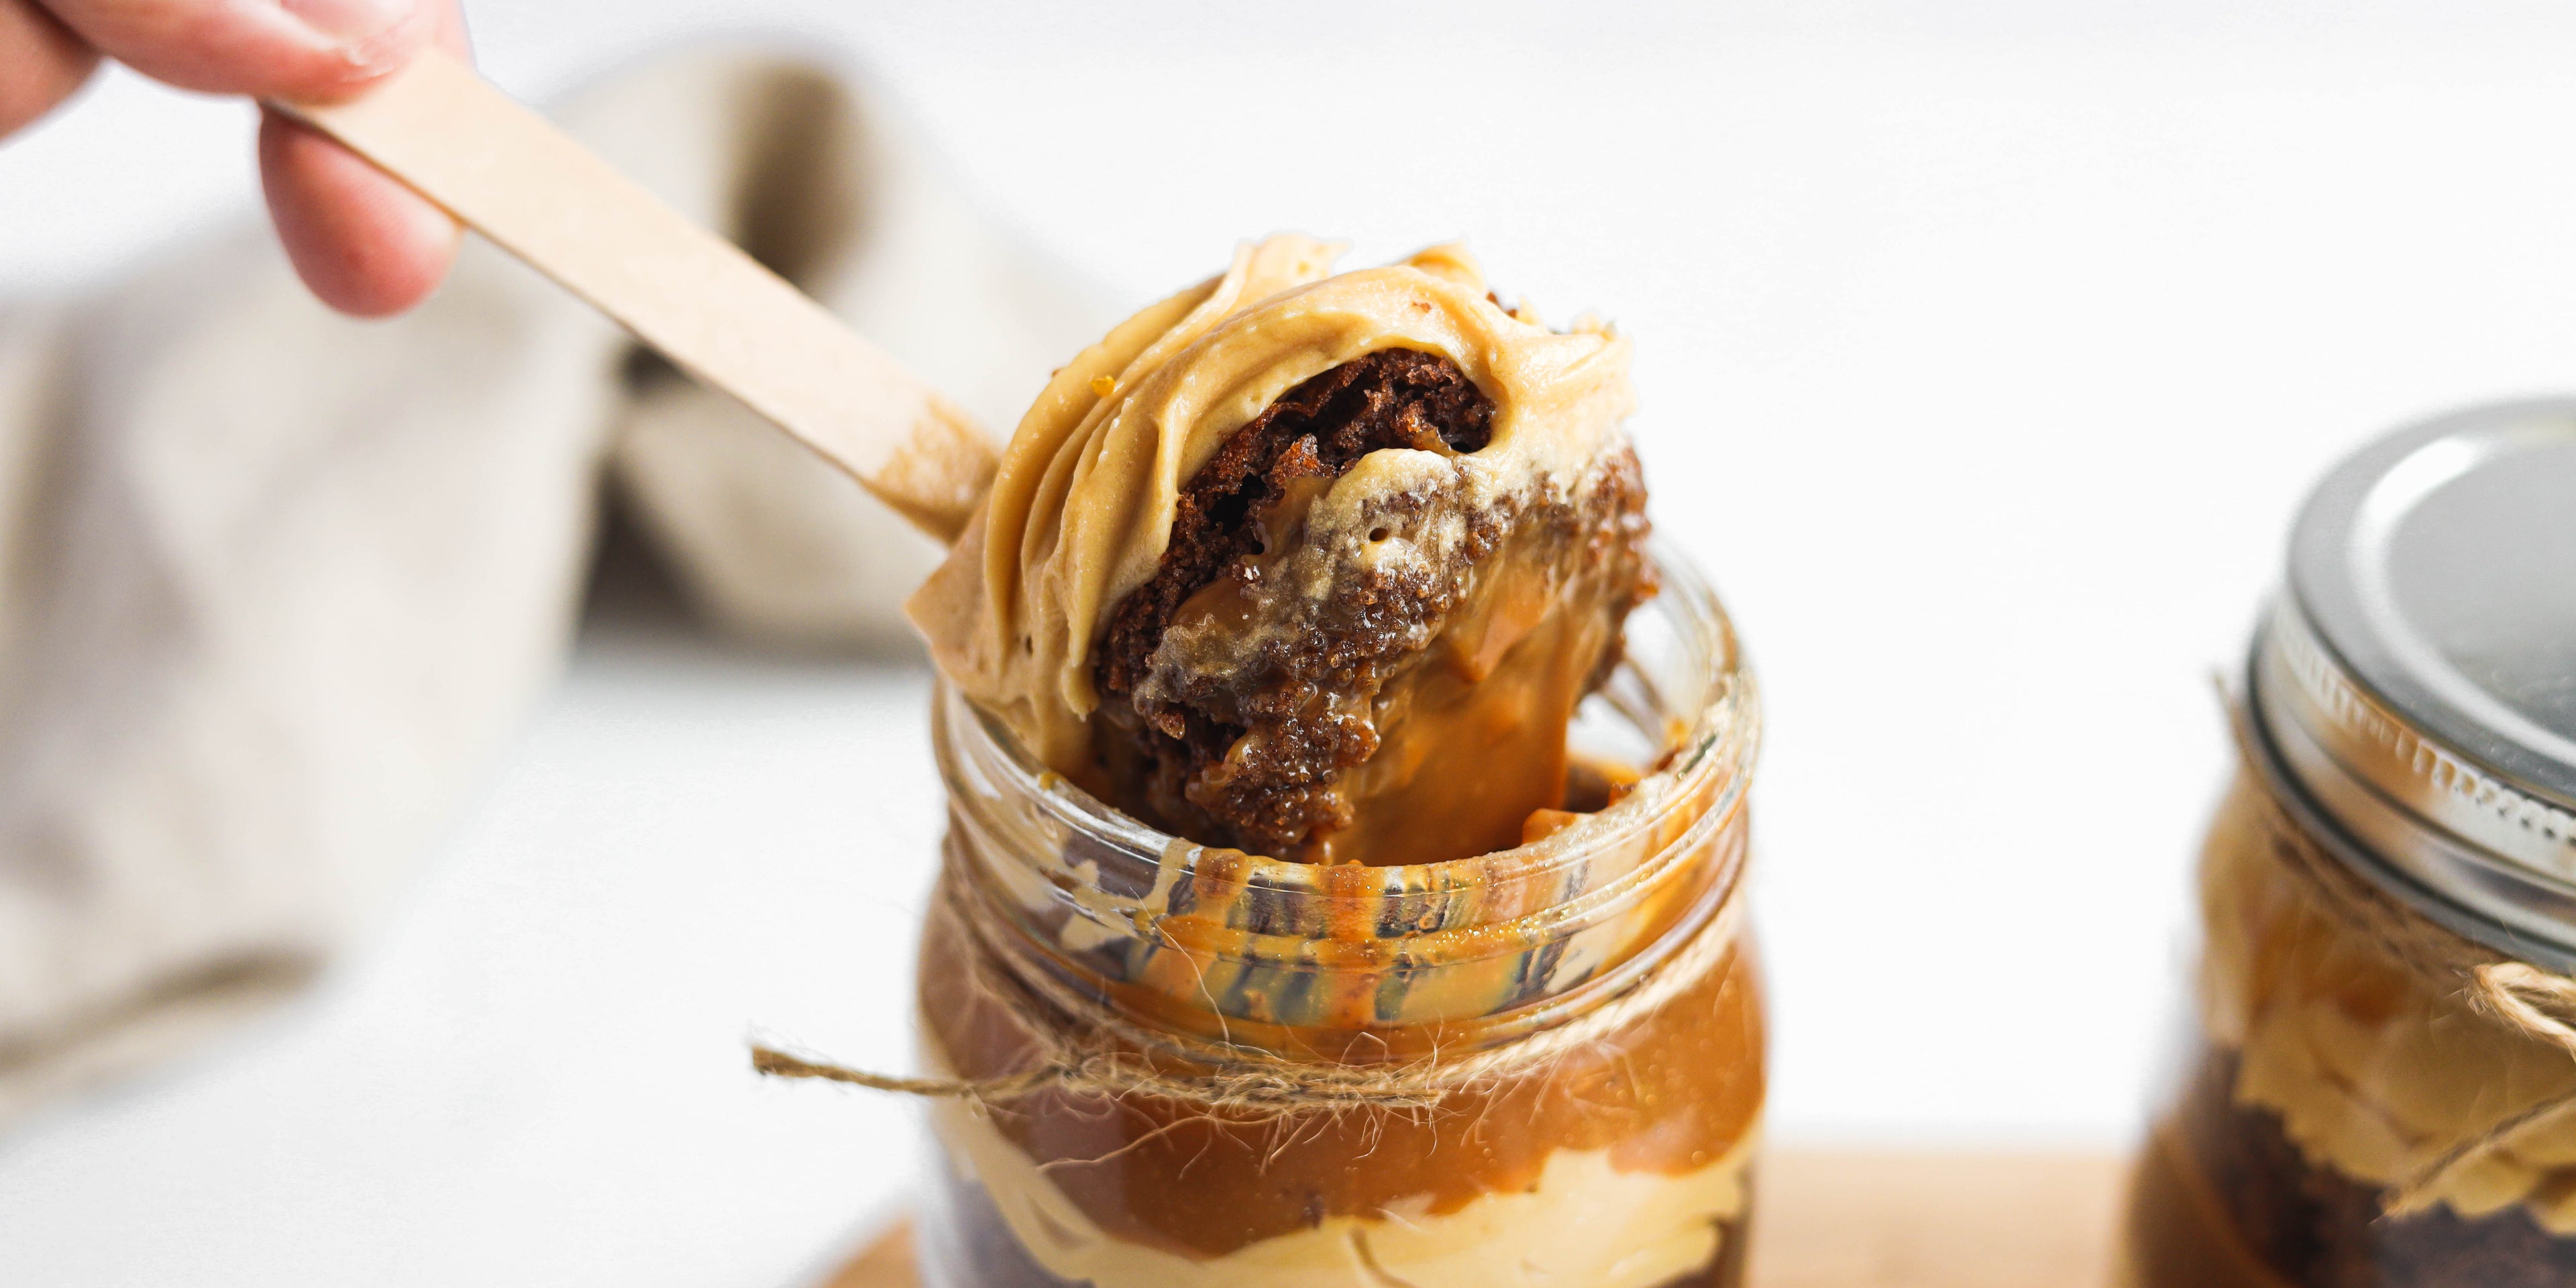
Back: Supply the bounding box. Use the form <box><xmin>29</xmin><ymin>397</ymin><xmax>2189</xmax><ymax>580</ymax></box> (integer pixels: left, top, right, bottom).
<box><xmin>2247</xmin><ymin>398</ymin><xmax>2576</xmax><ymax>969</ymax></box>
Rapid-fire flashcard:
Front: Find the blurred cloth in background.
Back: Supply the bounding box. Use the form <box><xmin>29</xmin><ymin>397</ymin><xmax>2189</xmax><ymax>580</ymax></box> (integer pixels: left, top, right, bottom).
<box><xmin>0</xmin><ymin>48</ymin><xmax>1104</xmax><ymax>1126</ymax></box>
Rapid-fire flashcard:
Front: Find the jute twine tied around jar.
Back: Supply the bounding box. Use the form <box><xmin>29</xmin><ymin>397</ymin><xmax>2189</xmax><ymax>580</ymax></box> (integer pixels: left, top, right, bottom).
<box><xmin>2224</xmin><ymin>692</ymin><xmax>2576</xmax><ymax>1219</ymax></box>
<box><xmin>751</xmin><ymin>846</ymin><xmax>1748</xmax><ymax>1120</ymax></box>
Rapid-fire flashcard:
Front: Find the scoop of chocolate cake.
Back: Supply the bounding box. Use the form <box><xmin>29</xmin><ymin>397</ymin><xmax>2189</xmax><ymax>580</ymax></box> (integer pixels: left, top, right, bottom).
<box><xmin>909</xmin><ymin>236</ymin><xmax>1652</xmax><ymax>865</ymax></box>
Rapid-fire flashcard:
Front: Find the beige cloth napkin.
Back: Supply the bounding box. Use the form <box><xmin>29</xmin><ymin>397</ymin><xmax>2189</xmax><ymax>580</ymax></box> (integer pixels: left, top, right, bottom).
<box><xmin>0</xmin><ymin>48</ymin><xmax>1108</xmax><ymax>1126</ymax></box>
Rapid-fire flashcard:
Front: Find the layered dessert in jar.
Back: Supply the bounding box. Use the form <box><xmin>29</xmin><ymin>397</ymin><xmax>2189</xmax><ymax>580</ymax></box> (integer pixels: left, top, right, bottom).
<box><xmin>2120</xmin><ymin>400</ymin><xmax>2576</xmax><ymax>1287</ymax></box>
<box><xmin>902</xmin><ymin>236</ymin><xmax>1766</xmax><ymax>1287</ymax></box>
<box><xmin>2124</xmin><ymin>775</ymin><xmax>2576</xmax><ymax>1288</ymax></box>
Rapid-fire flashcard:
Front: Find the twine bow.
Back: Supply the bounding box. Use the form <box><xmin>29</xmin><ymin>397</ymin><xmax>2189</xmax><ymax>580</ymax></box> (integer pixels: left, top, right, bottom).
<box><xmin>2382</xmin><ymin>964</ymin><xmax>2576</xmax><ymax>1216</ymax></box>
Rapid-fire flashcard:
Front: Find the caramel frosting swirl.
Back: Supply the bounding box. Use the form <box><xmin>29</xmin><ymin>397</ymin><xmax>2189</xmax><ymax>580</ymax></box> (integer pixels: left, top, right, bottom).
<box><xmin>906</xmin><ymin>235</ymin><xmax>1635</xmax><ymax>774</ymax></box>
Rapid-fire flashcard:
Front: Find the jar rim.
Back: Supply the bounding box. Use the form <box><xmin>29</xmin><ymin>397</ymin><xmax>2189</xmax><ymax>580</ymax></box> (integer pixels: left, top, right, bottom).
<box><xmin>930</xmin><ymin>537</ymin><xmax>1757</xmax><ymax>1036</ymax></box>
<box><xmin>935</xmin><ymin>537</ymin><xmax>1756</xmax><ymax>900</ymax></box>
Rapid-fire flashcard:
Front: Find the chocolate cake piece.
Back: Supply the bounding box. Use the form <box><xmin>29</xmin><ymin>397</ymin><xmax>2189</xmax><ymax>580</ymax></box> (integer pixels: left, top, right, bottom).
<box><xmin>1095</xmin><ymin>347</ymin><xmax>1494</xmax><ymax>700</ymax></box>
<box><xmin>1089</xmin><ymin>347</ymin><xmax>1652</xmax><ymax>863</ymax></box>
<box><xmin>1089</xmin><ymin>350</ymin><xmax>1491</xmax><ymax>851</ymax></box>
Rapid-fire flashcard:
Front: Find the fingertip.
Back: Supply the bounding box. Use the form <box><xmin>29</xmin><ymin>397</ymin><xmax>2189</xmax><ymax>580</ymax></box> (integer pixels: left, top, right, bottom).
<box><xmin>45</xmin><ymin>0</ymin><xmax>433</xmax><ymax>102</ymax></box>
<box><xmin>278</xmin><ymin>0</ymin><xmax>437</xmax><ymax>95</ymax></box>
<box><xmin>427</xmin><ymin>0</ymin><xmax>472</xmax><ymax>60</ymax></box>
<box><xmin>260</xmin><ymin>109</ymin><xmax>459</xmax><ymax>317</ymax></box>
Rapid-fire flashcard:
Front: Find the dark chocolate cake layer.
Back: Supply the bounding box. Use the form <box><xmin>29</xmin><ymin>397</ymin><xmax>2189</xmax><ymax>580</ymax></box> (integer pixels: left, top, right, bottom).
<box><xmin>2169</xmin><ymin>1046</ymin><xmax>2576</xmax><ymax>1287</ymax></box>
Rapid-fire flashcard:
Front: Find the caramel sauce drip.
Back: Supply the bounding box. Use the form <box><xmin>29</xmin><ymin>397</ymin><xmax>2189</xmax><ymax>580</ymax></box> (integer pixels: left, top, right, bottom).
<box><xmin>1304</xmin><ymin>515</ymin><xmax>1637</xmax><ymax>866</ymax></box>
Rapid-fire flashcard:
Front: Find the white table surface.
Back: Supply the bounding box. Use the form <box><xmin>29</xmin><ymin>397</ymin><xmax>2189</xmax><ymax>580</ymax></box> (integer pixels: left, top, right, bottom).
<box><xmin>10</xmin><ymin>3</ymin><xmax>2576</xmax><ymax>1283</ymax></box>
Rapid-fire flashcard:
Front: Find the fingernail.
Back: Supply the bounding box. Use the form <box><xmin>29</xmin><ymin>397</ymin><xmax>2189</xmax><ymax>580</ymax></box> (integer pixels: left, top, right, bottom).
<box><xmin>279</xmin><ymin>0</ymin><xmax>415</xmax><ymax>45</ymax></box>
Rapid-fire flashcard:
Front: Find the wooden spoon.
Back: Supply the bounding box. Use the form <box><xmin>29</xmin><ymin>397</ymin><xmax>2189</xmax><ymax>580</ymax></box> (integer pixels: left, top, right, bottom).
<box><xmin>272</xmin><ymin>50</ymin><xmax>994</xmax><ymax>544</ymax></box>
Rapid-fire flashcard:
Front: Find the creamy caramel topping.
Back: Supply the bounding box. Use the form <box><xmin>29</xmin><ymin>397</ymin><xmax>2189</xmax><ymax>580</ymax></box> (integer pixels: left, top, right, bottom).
<box><xmin>2198</xmin><ymin>775</ymin><xmax>2576</xmax><ymax>1230</ymax></box>
<box><xmin>906</xmin><ymin>235</ymin><xmax>1635</xmax><ymax>778</ymax></box>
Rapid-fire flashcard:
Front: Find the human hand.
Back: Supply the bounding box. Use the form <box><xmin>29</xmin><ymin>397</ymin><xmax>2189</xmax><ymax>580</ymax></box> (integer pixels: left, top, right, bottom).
<box><xmin>1</xmin><ymin>0</ymin><xmax>468</xmax><ymax>316</ymax></box>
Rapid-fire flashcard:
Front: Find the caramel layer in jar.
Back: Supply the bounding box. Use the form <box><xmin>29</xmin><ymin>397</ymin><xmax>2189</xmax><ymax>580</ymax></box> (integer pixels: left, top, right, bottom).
<box><xmin>920</xmin><ymin>900</ymin><xmax>1764</xmax><ymax>1259</ymax></box>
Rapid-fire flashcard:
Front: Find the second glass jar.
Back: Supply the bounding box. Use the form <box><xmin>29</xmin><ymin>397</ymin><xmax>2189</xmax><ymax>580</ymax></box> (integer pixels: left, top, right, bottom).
<box><xmin>2121</xmin><ymin>400</ymin><xmax>2576</xmax><ymax>1287</ymax></box>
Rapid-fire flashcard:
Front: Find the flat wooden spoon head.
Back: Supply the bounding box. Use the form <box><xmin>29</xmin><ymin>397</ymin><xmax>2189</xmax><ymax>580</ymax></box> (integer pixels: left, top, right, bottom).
<box><xmin>274</xmin><ymin>50</ymin><xmax>996</xmax><ymax>544</ymax></box>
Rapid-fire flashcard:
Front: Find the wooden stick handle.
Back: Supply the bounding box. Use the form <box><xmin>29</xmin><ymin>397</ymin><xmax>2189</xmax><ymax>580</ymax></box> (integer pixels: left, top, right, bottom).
<box><xmin>274</xmin><ymin>51</ymin><xmax>995</xmax><ymax>544</ymax></box>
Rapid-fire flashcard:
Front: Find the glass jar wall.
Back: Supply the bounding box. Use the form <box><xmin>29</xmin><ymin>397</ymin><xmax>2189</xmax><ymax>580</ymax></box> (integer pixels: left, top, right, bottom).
<box><xmin>911</xmin><ymin>545</ymin><xmax>1764</xmax><ymax>1288</ymax></box>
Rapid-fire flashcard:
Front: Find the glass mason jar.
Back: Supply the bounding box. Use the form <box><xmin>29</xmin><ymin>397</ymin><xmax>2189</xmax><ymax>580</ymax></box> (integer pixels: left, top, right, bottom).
<box><xmin>910</xmin><ymin>543</ymin><xmax>1764</xmax><ymax>1288</ymax></box>
<box><xmin>2122</xmin><ymin>400</ymin><xmax>2576</xmax><ymax>1287</ymax></box>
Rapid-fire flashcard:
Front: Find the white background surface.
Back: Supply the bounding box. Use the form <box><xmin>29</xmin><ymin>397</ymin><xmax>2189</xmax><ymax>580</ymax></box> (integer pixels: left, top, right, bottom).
<box><xmin>10</xmin><ymin>2</ymin><xmax>2576</xmax><ymax>1283</ymax></box>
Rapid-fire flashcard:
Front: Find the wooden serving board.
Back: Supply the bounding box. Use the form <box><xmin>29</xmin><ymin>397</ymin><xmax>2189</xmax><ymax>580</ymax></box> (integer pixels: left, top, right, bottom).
<box><xmin>822</xmin><ymin>1150</ymin><xmax>2129</xmax><ymax>1288</ymax></box>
